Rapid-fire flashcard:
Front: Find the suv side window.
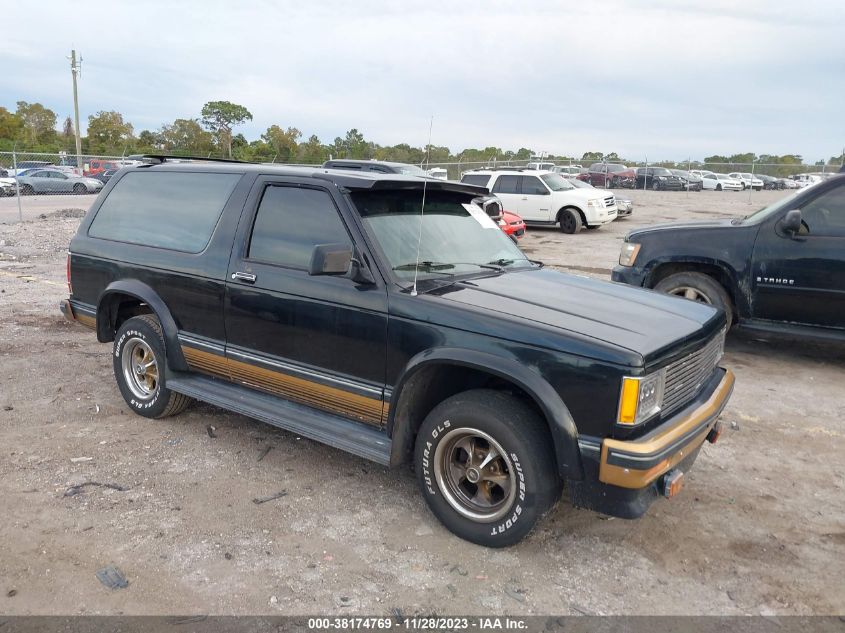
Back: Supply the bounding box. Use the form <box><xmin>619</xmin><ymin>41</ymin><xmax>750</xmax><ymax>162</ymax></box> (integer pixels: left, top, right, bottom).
<box><xmin>89</xmin><ymin>171</ymin><xmax>241</xmax><ymax>253</ymax></box>
<box><xmin>248</xmin><ymin>186</ymin><xmax>351</xmax><ymax>269</ymax></box>
<box><xmin>801</xmin><ymin>185</ymin><xmax>845</xmax><ymax>238</ymax></box>
<box><xmin>521</xmin><ymin>176</ymin><xmax>548</xmax><ymax>195</ymax></box>
<box><xmin>491</xmin><ymin>175</ymin><xmax>520</xmax><ymax>194</ymax></box>
<box><xmin>460</xmin><ymin>174</ymin><xmax>491</xmax><ymax>187</ymax></box>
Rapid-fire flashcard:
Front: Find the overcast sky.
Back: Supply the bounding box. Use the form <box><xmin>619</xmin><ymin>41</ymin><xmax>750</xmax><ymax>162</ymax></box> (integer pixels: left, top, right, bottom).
<box><xmin>2</xmin><ymin>0</ymin><xmax>843</xmax><ymax>161</ymax></box>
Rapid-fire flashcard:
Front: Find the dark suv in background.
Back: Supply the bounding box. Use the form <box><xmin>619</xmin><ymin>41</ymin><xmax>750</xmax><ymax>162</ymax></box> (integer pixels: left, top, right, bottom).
<box><xmin>60</xmin><ymin>155</ymin><xmax>733</xmax><ymax>547</ymax></box>
<box><xmin>635</xmin><ymin>167</ymin><xmax>685</xmax><ymax>191</ymax></box>
<box><xmin>613</xmin><ymin>174</ymin><xmax>845</xmax><ymax>337</ymax></box>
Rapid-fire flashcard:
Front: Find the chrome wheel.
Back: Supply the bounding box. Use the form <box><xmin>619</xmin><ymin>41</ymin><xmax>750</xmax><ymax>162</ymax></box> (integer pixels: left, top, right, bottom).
<box><xmin>433</xmin><ymin>428</ymin><xmax>516</xmax><ymax>522</ymax></box>
<box><xmin>121</xmin><ymin>337</ymin><xmax>159</xmax><ymax>400</ymax></box>
<box><xmin>669</xmin><ymin>286</ymin><xmax>712</xmax><ymax>304</ymax></box>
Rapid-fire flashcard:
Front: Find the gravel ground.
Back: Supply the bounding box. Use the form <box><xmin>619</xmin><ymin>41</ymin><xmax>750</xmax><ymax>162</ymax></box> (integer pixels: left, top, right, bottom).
<box><xmin>1</xmin><ymin>189</ymin><xmax>844</xmax><ymax>616</ymax></box>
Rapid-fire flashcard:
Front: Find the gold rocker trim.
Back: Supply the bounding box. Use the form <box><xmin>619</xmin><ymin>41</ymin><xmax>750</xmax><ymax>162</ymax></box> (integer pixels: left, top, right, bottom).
<box><xmin>181</xmin><ymin>344</ymin><xmax>385</xmax><ymax>426</ymax></box>
<box><xmin>599</xmin><ymin>369</ymin><xmax>735</xmax><ymax>489</ymax></box>
<box><xmin>60</xmin><ymin>299</ymin><xmax>96</xmax><ymax>330</ymax></box>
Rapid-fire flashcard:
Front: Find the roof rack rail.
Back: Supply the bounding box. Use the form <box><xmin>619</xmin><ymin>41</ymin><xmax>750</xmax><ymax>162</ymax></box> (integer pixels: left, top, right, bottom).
<box><xmin>126</xmin><ymin>154</ymin><xmax>254</xmax><ymax>165</ymax></box>
<box><xmin>464</xmin><ymin>166</ymin><xmax>537</xmax><ymax>172</ymax></box>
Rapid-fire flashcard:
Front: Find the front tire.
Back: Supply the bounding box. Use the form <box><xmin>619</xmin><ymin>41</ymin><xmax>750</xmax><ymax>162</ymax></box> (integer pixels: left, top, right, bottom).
<box><xmin>652</xmin><ymin>180</ymin><xmax>660</xmax><ymax>191</ymax></box>
<box><xmin>558</xmin><ymin>207</ymin><xmax>582</xmax><ymax>234</ymax></box>
<box><xmin>654</xmin><ymin>272</ymin><xmax>734</xmax><ymax>329</ymax></box>
<box><xmin>73</xmin><ymin>183</ymin><xmax>86</xmax><ymax>195</ymax></box>
<box><xmin>716</xmin><ymin>184</ymin><xmax>722</xmax><ymax>191</ymax></box>
<box><xmin>113</xmin><ymin>315</ymin><xmax>192</xmax><ymax>418</ymax></box>
<box><xmin>414</xmin><ymin>389</ymin><xmax>562</xmax><ymax>547</ymax></box>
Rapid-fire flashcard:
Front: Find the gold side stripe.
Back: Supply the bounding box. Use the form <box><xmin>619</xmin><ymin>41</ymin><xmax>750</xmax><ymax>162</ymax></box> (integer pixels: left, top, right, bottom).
<box><xmin>180</xmin><ymin>344</ymin><xmax>384</xmax><ymax>426</ymax></box>
<box><xmin>76</xmin><ymin>313</ymin><xmax>96</xmax><ymax>329</ymax></box>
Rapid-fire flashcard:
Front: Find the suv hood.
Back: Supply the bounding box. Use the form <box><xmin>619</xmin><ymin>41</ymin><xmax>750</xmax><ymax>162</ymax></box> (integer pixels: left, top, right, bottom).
<box><xmin>430</xmin><ymin>268</ymin><xmax>723</xmax><ymax>367</ymax></box>
<box><xmin>627</xmin><ymin>218</ymin><xmax>736</xmax><ymax>238</ymax></box>
<box><xmin>556</xmin><ymin>187</ymin><xmax>610</xmax><ymax>201</ymax></box>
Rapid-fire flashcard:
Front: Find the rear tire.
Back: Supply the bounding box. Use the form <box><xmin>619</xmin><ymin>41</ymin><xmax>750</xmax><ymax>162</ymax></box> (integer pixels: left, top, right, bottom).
<box><xmin>652</xmin><ymin>180</ymin><xmax>660</xmax><ymax>191</ymax></box>
<box><xmin>21</xmin><ymin>184</ymin><xmax>34</xmax><ymax>196</ymax></box>
<box><xmin>414</xmin><ymin>389</ymin><xmax>562</xmax><ymax>547</ymax></box>
<box><xmin>558</xmin><ymin>208</ymin><xmax>582</xmax><ymax>234</ymax></box>
<box><xmin>716</xmin><ymin>184</ymin><xmax>722</xmax><ymax>191</ymax></box>
<box><xmin>113</xmin><ymin>315</ymin><xmax>192</xmax><ymax>419</ymax></box>
<box><xmin>654</xmin><ymin>272</ymin><xmax>734</xmax><ymax>329</ymax></box>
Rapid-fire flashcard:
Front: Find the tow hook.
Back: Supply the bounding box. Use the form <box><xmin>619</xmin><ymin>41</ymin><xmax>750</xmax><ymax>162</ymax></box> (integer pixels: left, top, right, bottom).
<box><xmin>706</xmin><ymin>422</ymin><xmax>722</xmax><ymax>444</ymax></box>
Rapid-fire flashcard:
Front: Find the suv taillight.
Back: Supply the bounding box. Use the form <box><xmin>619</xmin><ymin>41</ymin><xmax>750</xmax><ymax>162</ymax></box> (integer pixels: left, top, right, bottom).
<box><xmin>67</xmin><ymin>253</ymin><xmax>72</xmax><ymax>295</ymax></box>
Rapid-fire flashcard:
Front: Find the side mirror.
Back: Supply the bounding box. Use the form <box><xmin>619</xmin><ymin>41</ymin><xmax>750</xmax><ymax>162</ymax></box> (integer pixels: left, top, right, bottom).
<box><xmin>780</xmin><ymin>209</ymin><xmax>802</xmax><ymax>236</ymax></box>
<box><xmin>309</xmin><ymin>243</ymin><xmax>353</xmax><ymax>276</ymax></box>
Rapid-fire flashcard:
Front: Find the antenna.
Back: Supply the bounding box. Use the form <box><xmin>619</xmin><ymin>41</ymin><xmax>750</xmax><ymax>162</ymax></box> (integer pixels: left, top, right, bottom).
<box><xmin>410</xmin><ymin>115</ymin><xmax>434</xmax><ymax>297</ymax></box>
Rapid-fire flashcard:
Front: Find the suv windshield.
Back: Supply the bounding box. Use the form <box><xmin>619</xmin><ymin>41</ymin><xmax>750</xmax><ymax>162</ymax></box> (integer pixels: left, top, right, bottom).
<box><xmin>350</xmin><ymin>190</ymin><xmax>532</xmax><ymax>285</ymax></box>
<box><xmin>741</xmin><ymin>189</ymin><xmax>803</xmax><ymax>223</ymax></box>
<box><xmin>540</xmin><ymin>173</ymin><xmax>574</xmax><ymax>191</ymax></box>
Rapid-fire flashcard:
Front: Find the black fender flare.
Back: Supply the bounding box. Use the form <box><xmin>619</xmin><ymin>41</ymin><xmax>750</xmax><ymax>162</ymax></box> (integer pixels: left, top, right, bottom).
<box><xmin>643</xmin><ymin>257</ymin><xmax>745</xmax><ymax>312</ymax></box>
<box><xmin>96</xmin><ymin>280</ymin><xmax>188</xmax><ymax>371</ymax></box>
<box><xmin>387</xmin><ymin>347</ymin><xmax>584</xmax><ymax>480</ymax></box>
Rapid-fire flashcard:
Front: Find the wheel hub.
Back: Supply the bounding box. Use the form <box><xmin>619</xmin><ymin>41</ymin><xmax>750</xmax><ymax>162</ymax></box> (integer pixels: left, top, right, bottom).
<box><xmin>433</xmin><ymin>427</ymin><xmax>517</xmax><ymax>522</ymax></box>
<box><xmin>121</xmin><ymin>337</ymin><xmax>159</xmax><ymax>401</ymax></box>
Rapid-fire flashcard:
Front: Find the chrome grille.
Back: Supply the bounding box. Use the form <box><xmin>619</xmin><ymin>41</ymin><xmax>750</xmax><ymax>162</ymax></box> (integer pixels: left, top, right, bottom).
<box><xmin>604</xmin><ymin>196</ymin><xmax>615</xmax><ymax>208</ymax></box>
<box><xmin>662</xmin><ymin>330</ymin><xmax>725</xmax><ymax>416</ymax></box>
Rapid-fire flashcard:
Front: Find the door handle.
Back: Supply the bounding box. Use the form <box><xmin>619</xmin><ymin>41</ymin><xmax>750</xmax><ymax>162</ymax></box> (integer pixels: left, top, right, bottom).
<box><xmin>521</xmin><ymin>196</ymin><xmax>528</xmax><ymax>201</ymax></box>
<box><xmin>231</xmin><ymin>271</ymin><xmax>257</xmax><ymax>283</ymax></box>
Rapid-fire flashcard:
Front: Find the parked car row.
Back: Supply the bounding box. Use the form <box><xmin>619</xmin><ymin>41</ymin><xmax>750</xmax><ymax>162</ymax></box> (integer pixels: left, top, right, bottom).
<box><xmin>0</xmin><ymin>167</ymin><xmax>105</xmax><ymax>196</ymax></box>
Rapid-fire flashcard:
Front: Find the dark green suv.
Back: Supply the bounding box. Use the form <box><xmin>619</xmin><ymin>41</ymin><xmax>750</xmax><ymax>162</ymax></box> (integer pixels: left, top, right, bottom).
<box><xmin>60</xmin><ymin>156</ymin><xmax>733</xmax><ymax>546</ymax></box>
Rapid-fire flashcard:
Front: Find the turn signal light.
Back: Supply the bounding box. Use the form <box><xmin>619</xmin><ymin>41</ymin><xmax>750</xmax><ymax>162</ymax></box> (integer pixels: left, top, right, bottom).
<box><xmin>618</xmin><ymin>378</ymin><xmax>639</xmax><ymax>424</ymax></box>
<box><xmin>662</xmin><ymin>469</ymin><xmax>684</xmax><ymax>498</ymax></box>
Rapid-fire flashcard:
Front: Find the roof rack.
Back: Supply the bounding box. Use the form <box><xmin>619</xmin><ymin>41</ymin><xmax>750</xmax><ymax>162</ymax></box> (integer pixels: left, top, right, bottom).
<box><xmin>464</xmin><ymin>166</ymin><xmax>539</xmax><ymax>172</ymax></box>
<box><xmin>126</xmin><ymin>154</ymin><xmax>254</xmax><ymax>165</ymax></box>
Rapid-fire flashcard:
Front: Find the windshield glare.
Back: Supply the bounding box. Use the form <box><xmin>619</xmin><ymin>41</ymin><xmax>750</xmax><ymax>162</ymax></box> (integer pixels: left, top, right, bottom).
<box><xmin>742</xmin><ymin>189</ymin><xmax>803</xmax><ymax>223</ymax></box>
<box><xmin>540</xmin><ymin>173</ymin><xmax>574</xmax><ymax>191</ymax></box>
<box><xmin>351</xmin><ymin>190</ymin><xmax>531</xmax><ymax>283</ymax></box>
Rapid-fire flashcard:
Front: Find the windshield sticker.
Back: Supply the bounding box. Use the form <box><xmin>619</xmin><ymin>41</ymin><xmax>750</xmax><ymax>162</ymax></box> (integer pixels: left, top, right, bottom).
<box><xmin>463</xmin><ymin>203</ymin><xmax>500</xmax><ymax>230</ymax></box>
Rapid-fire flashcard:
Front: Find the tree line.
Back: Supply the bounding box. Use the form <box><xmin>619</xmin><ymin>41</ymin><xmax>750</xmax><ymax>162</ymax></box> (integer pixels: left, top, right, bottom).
<box><xmin>1</xmin><ymin>99</ymin><xmax>842</xmax><ymax>175</ymax></box>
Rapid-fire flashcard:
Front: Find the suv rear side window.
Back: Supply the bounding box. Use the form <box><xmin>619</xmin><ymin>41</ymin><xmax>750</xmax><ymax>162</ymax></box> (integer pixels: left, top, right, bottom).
<box><xmin>491</xmin><ymin>175</ymin><xmax>520</xmax><ymax>194</ymax></box>
<box><xmin>248</xmin><ymin>186</ymin><xmax>351</xmax><ymax>269</ymax></box>
<box><xmin>89</xmin><ymin>171</ymin><xmax>241</xmax><ymax>253</ymax></box>
<box><xmin>460</xmin><ymin>174</ymin><xmax>491</xmax><ymax>187</ymax></box>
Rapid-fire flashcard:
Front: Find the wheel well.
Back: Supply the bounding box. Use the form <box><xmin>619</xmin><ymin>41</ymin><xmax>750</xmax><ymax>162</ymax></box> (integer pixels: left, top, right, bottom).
<box><xmin>389</xmin><ymin>364</ymin><xmax>547</xmax><ymax>467</ymax></box>
<box><xmin>648</xmin><ymin>262</ymin><xmax>736</xmax><ymax>309</ymax></box>
<box><xmin>557</xmin><ymin>205</ymin><xmax>586</xmax><ymax>226</ymax></box>
<box><xmin>97</xmin><ymin>293</ymin><xmax>153</xmax><ymax>342</ymax></box>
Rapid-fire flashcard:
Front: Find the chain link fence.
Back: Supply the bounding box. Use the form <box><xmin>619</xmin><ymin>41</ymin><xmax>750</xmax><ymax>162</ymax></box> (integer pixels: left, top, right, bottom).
<box><xmin>2</xmin><ymin>149</ymin><xmax>842</xmax><ymax>221</ymax></box>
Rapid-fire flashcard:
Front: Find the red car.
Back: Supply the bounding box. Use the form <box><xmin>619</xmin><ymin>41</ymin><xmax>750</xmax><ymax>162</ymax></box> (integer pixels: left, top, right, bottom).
<box><xmin>579</xmin><ymin>162</ymin><xmax>637</xmax><ymax>189</ymax></box>
<box><xmin>499</xmin><ymin>210</ymin><xmax>526</xmax><ymax>240</ymax></box>
<box><xmin>84</xmin><ymin>159</ymin><xmax>123</xmax><ymax>178</ymax></box>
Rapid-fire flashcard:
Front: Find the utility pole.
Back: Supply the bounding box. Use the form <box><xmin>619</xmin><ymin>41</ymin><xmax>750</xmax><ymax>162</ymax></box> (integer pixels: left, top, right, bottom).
<box><xmin>70</xmin><ymin>50</ymin><xmax>82</xmax><ymax>167</ymax></box>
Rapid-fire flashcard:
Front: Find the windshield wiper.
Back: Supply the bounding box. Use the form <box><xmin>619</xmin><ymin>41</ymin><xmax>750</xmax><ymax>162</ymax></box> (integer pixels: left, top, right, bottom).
<box><xmin>393</xmin><ymin>261</ymin><xmax>455</xmax><ymax>272</ymax></box>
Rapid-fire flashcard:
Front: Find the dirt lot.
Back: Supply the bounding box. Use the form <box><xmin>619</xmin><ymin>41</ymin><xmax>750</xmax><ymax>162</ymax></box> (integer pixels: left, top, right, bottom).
<box><xmin>1</xmin><ymin>189</ymin><xmax>844</xmax><ymax>616</ymax></box>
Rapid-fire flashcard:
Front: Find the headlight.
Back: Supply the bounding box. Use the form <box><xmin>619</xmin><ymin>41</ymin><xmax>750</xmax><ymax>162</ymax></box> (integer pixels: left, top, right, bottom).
<box><xmin>587</xmin><ymin>198</ymin><xmax>602</xmax><ymax>207</ymax></box>
<box><xmin>618</xmin><ymin>242</ymin><xmax>641</xmax><ymax>266</ymax></box>
<box><xmin>617</xmin><ymin>370</ymin><xmax>666</xmax><ymax>426</ymax></box>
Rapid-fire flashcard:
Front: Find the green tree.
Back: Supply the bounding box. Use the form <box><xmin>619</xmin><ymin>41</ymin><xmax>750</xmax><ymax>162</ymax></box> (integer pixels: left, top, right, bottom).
<box><xmin>0</xmin><ymin>107</ymin><xmax>24</xmax><ymax>142</ymax></box>
<box><xmin>137</xmin><ymin>130</ymin><xmax>162</xmax><ymax>151</ymax></box>
<box><xmin>296</xmin><ymin>134</ymin><xmax>327</xmax><ymax>164</ymax></box>
<box><xmin>200</xmin><ymin>100</ymin><xmax>253</xmax><ymax>158</ymax></box>
<box><xmin>86</xmin><ymin>111</ymin><xmax>134</xmax><ymax>153</ymax></box>
<box><xmin>340</xmin><ymin>128</ymin><xmax>371</xmax><ymax>159</ymax></box>
<box><xmin>262</xmin><ymin>125</ymin><xmax>301</xmax><ymax>163</ymax></box>
<box><xmin>159</xmin><ymin>118</ymin><xmax>215</xmax><ymax>154</ymax></box>
<box><xmin>16</xmin><ymin>101</ymin><xmax>57</xmax><ymax>146</ymax></box>
<box><xmin>581</xmin><ymin>151</ymin><xmax>603</xmax><ymax>162</ymax></box>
